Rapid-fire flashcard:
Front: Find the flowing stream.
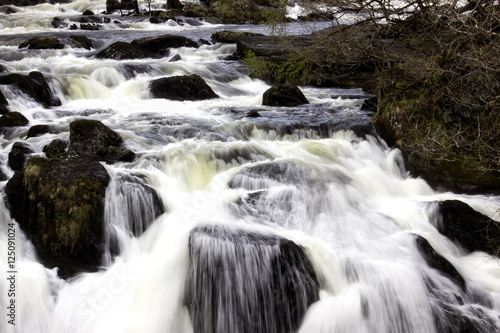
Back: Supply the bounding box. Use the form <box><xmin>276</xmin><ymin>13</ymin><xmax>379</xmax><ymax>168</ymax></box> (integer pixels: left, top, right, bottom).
<box><xmin>1</xmin><ymin>1</ymin><xmax>500</xmax><ymax>332</ymax></box>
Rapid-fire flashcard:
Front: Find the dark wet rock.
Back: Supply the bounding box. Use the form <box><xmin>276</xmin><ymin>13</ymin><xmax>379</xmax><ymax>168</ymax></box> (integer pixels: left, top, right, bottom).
<box><xmin>79</xmin><ymin>15</ymin><xmax>102</xmax><ymax>24</ymax></box>
<box><xmin>0</xmin><ymin>90</ymin><xmax>9</xmax><ymax>114</ymax></box>
<box><xmin>0</xmin><ymin>64</ymin><xmax>6</xmax><ymax>73</ymax></box>
<box><xmin>198</xmin><ymin>38</ymin><xmax>211</xmax><ymax>46</ymax></box>
<box><xmin>149</xmin><ymin>17</ymin><xmax>162</xmax><ymax>24</ymax></box>
<box><xmin>27</xmin><ymin>125</ymin><xmax>52</xmax><ymax>138</ymax></box>
<box><xmin>437</xmin><ymin>200</ymin><xmax>500</xmax><ymax>256</ymax></box>
<box><xmin>106</xmin><ymin>0</ymin><xmax>121</xmax><ymax>12</ymax></box>
<box><xmin>106</xmin><ymin>0</ymin><xmax>135</xmax><ymax>12</ymax></box>
<box><xmin>169</xmin><ymin>54</ymin><xmax>182</xmax><ymax>62</ymax></box>
<box><xmin>68</xmin><ymin>35</ymin><xmax>95</xmax><ymax>50</ymax></box>
<box><xmin>150</xmin><ymin>74</ymin><xmax>219</xmax><ymax>101</ymax></box>
<box><xmin>82</xmin><ymin>9</ymin><xmax>94</xmax><ymax>15</ymax></box>
<box><xmin>262</xmin><ymin>84</ymin><xmax>309</xmax><ymax>107</ymax></box>
<box><xmin>349</xmin><ymin>123</ymin><xmax>377</xmax><ymax>140</ymax></box>
<box><xmin>424</xmin><ymin>275</ymin><xmax>498</xmax><ymax>333</ymax></box>
<box><xmin>68</xmin><ymin>119</ymin><xmax>135</xmax><ymax>163</ymax></box>
<box><xmin>415</xmin><ymin>235</ymin><xmax>466</xmax><ymax>290</ymax></box>
<box><xmin>95</xmin><ymin>41</ymin><xmax>152</xmax><ymax>60</ymax></box>
<box><xmin>51</xmin><ymin>17</ymin><xmax>68</xmax><ymax>29</ymax></box>
<box><xmin>211</xmin><ymin>30</ymin><xmax>265</xmax><ymax>44</ymax></box>
<box><xmin>0</xmin><ymin>72</ymin><xmax>61</xmax><ymax>108</ymax></box>
<box><xmin>246</xmin><ymin>110</ymin><xmax>261</xmax><ymax>117</ymax></box>
<box><xmin>43</xmin><ymin>138</ymin><xmax>68</xmax><ymax>159</ymax></box>
<box><xmin>0</xmin><ymin>0</ymin><xmax>47</xmax><ymax>6</ymax></box>
<box><xmin>167</xmin><ymin>0</ymin><xmax>183</xmax><ymax>10</ymax></box>
<box><xmin>19</xmin><ymin>36</ymin><xmax>65</xmax><ymax>50</ymax></box>
<box><xmin>0</xmin><ymin>112</ymin><xmax>29</xmax><ymax>128</ymax></box>
<box><xmin>0</xmin><ymin>5</ymin><xmax>16</xmax><ymax>13</ymax></box>
<box><xmin>131</xmin><ymin>35</ymin><xmax>199</xmax><ymax>57</ymax></box>
<box><xmin>81</xmin><ymin>23</ymin><xmax>102</xmax><ymax>31</ymax></box>
<box><xmin>110</xmin><ymin>173</ymin><xmax>165</xmax><ymax>238</ymax></box>
<box><xmin>5</xmin><ymin>156</ymin><xmax>109</xmax><ymax>279</ymax></box>
<box><xmin>186</xmin><ymin>225</ymin><xmax>319</xmax><ymax>333</ymax></box>
<box><xmin>4</xmin><ymin>119</ymin><xmax>134</xmax><ymax>278</ymax></box>
<box><xmin>28</xmin><ymin>71</ymin><xmax>62</xmax><ymax>107</ymax></box>
<box><xmin>70</xmin><ymin>24</ymin><xmax>78</xmax><ymax>30</ymax></box>
<box><xmin>8</xmin><ymin>142</ymin><xmax>33</xmax><ymax>171</ymax></box>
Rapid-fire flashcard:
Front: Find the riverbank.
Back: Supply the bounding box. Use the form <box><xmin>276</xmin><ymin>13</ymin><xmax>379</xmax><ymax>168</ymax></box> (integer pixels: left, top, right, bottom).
<box><xmin>229</xmin><ymin>12</ymin><xmax>500</xmax><ymax>193</ymax></box>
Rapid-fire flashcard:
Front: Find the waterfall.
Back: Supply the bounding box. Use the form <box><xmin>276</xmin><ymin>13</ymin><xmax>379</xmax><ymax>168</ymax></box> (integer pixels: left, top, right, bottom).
<box><xmin>0</xmin><ymin>1</ymin><xmax>499</xmax><ymax>332</ymax></box>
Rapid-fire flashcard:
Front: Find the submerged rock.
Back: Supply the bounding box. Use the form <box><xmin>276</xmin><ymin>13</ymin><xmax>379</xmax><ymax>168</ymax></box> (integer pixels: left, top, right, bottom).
<box><xmin>437</xmin><ymin>200</ymin><xmax>500</xmax><ymax>255</ymax></box>
<box><xmin>150</xmin><ymin>74</ymin><xmax>219</xmax><ymax>101</ymax></box>
<box><xmin>0</xmin><ymin>72</ymin><xmax>61</xmax><ymax>108</ymax></box>
<box><xmin>262</xmin><ymin>84</ymin><xmax>309</xmax><ymax>107</ymax></box>
<box><xmin>186</xmin><ymin>225</ymin><xmax>319</xmax><ymax>333</ymax></box>
<box><xmin>414</xmin><ymin>235</ymin><xmax>466</xmax><ymax>290</ymax></box>
<box><xmin>4</xmin><ymin>119</ymin><xmax>135</xmax><ymax>278</ymax></box>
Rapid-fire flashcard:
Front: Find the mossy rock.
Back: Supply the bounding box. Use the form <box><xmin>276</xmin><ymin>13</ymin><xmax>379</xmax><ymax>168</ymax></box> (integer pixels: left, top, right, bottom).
<box><xmin>5</xmin><ymin>156</ymin><xmax>109</xmax><ymax>278</ymax></box>
<box><xmin>211</xmin><ymin>30</ymin><xmax>264</xmax><ymax>44</ymax></box>
<box><xmin>373</xmin><ymin>89</ymin><xmax>500</xmax><ymax>192</ymax></box>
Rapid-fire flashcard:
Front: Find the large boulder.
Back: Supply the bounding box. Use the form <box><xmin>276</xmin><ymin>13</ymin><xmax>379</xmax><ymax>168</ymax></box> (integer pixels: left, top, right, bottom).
<box><xmin>95</xmin><ymin>41</ymin><xmax>153</xmax><ymax>60</ymax></box>
<box><xmin>0</xmin><ymin>72</ymin><xmax>61</xmax><ymax>108</ymax></box>
<box><xmin>437</xmin><ymin>200</ymin><xmax>500</xmax><ymax>255</ymax></box>
<box><xmin>131</xmin><ymin>35</ymin><xmax>199</xmax><ymax>56</ymax></box>
<box><xmin>150</xmin><ymin>74</ymin><xmax>219</xmax><ymax>101</ymax></box>
<box><xmin>262</xmin><ymin>84</ymin><xmax>309</xmax><ymax>107</ymax></box>
<box><xmin>185</xmin><ymin>225</ymin><xmax>319</xmax><ymax>333</ymax></box>
<box><xmin>4</xmin><ymin>119</ymin><xmax>135</xmax><ymax>278</ymax></box>
<box><xmin>5</xmin><ymin>156</ymin><xmax>109</xmax><ymax>278</ymax></box>
<box><xmin>68</xmin><ymin>119</ymin><xmax>135</xmax><ymax>163</ymax></box>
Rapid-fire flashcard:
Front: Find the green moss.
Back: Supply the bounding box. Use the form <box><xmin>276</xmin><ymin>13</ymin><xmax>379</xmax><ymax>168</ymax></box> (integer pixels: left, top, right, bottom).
<box><xmin>23</xmin><ymin>158</ymin><xmax>104</xmax><ymax>253</ymax></box>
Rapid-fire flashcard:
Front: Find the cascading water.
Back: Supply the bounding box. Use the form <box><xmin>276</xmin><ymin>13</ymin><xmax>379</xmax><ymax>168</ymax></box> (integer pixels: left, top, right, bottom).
<box><xmin>1</xmin><ymin>1</ymin><xmax>500</xmax><ymax>333</ymax></box>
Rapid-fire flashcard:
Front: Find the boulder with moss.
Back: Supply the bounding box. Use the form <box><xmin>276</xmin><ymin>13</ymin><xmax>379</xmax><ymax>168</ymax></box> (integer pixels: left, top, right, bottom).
<box><xmin>4</xmin><ymin>119</ymin><xmax>135</xmax><ymax>278</ymax></box>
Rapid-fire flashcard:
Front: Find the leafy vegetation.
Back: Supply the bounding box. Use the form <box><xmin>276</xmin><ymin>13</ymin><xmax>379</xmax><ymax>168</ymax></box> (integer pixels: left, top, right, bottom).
<box><xmin>244</xmin><ymin>0</ymin><xmax>500</xmax><ymax>191</ymax></box>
